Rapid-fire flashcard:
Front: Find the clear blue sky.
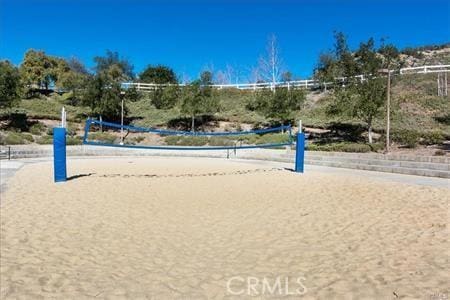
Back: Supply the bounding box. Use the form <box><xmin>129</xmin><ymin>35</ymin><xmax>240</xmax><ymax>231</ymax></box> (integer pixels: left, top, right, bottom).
<box><xmin>1</xmin><ymin>0</ymin><xmax>449</xmax><ymax>80</ymax></box>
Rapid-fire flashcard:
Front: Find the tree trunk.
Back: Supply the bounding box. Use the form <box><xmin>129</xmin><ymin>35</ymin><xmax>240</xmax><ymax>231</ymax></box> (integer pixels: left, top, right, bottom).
<box><xmin>191</xmin><ymin>115</ymin><xmax>195</xmax><ymax>133</ymax></box>
<box><xmin>368</xmin><ymin>123</ymin><xmax>373</xmax><ymax>144</ymax></box>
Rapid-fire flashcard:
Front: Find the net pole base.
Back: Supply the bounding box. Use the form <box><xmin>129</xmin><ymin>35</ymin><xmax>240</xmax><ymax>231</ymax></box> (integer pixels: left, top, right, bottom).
<box><xmin>295</xmin><ymin>133</ymin><xmax>305</xmax><ymax>173</ymax></box>
<box><xmin>53</xmin><ymin>127</ymin><xmax>67</xmax><ymax>182</ymax></box>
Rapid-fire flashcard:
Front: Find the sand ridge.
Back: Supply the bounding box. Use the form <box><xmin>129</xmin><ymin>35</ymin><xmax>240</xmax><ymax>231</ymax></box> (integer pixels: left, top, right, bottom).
<box><xmin>0</xmin><ymin>157</ymin><xmax>448</xmax><ymax>299</ymax></box>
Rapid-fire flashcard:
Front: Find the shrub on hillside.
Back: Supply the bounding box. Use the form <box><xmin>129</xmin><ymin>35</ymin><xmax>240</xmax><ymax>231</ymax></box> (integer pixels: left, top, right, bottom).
<box><xmin>21</xmin><ymin>133</ymin><xmax>34</xmax><ymax>142</ymax></box>
<box><xmin>1</xmin><ymin>132</ymin><xmax>28</xmax><ymax>145</ymax></box>
<box><xmin>29</xmin><ymin>122</ymin><xmax>46</xmax><ymax>135</ymax></box>
<box><xmin>420</xmin><ymin>131</ymin><xmax>445</xmax><ymax>145</ymax></box>
<box><xmin>36</xmin><ymin>135</ymin><xmax>53</xmax><ymax>144</ymax></box>
<box><xmin>66</xmin><ymin>136</ymin><xmax>82</xmax><ymax>145</ymax></box>
<box><xmin>88</xmin><ymin>132</ymin><xmax>117</xmax><ymax>143</ymax></box>
<box><xmin>392</xmin><ymin>129</ymin><xmax>420</xmax><ymax>148</ymax></box>
<box><xmin>165</xmin><ymin>136</ymin><xmax>209</xmax><ymax>146</ymax></box>
<box><xmin>208</xmin><ymin>136</ymin><xmax>235</xmax><ymax>146</ymax></box>
<box><xmin>308</xmin><ymin>142</ymin><xmax>373</xmax><ymax>153</ymax></box>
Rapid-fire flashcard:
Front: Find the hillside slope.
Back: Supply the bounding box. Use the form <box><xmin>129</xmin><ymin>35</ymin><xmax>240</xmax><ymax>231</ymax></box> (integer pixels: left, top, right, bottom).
<box><xmin>1</xmin><ymin>48</ymin><xmax>449</xmax><ymax>155</ymax></box>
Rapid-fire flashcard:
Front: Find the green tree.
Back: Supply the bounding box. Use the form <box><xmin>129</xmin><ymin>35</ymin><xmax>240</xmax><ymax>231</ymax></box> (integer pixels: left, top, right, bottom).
<box><xmin>82</xmin><ymin>74</ymin><xmax>103</xmax><ymax>114</ymax></box>
<box><xmin>334</xmin><ymin>31</ymin><xmax>359</xmax><ymax>77</ymax></box>
<box><xmin>82</xmin><ymin>73</ymin><xmax>124</xmax><ymax>120</ymax></box>
<box><xmin>139</xmin><ymin>65</ymin><xmax>177</xmax><ymax>84</ymax></box>
<box><xmin>123</xmin><ymin>86</ymin><xmax>141</xmax><ymax>103</ymax></box>
<box><xmin>140</xmin><ymin>65</ymin><xmax>179</xmax><ymax>109</ymax></box>
<box><xmin>180</xmin><ymin>80</ymin><xmax>219</xmax><ymax>132</ymax></box>
<box><xmin>93</xmin><ymin>50</ymin><xmax>134</xmax><ymax>80</ymax></box>
<box><xmin>354</xmin><ymin>38</ymin><xmax>381</xmax><ymax>76</ymax></box>
<box><xmin>327</xmin><ymin>37</ymin><xmax>386</xmax><ymax>144</ymax></box>
<box><xmin>200</xmin><ymin>71</ymin><xmax>213</xmax><ymax>85</ymax></box>
<box><xmin>82</xmin><ymin>51</ymin><xmax>134</xmax><ymax>120</ymax></box>
<box><xmin>20</xmin><ymin>49</ymin><xmax>53</xmax><ymax>90</ymax></box>
<box><xmin>252</xmin><ymin>87</ymin><xmax>305</xmax><ymax>125</ymax></box>
<box><xmin>55</xmin><ymin>58</ymin><xmax>89</xmax><ymax>104</ymax></box>
<box><xmin>314</xmin><ymin>52</ymin><xmax>338</xmax><ymax>90</ymax></box>
<box><xmin>378</xmin><ymin>43</ymin><xmax>401</xmax><ymax>69</ymax></box>
<box><xmin>328</xmin><ymin>78</ymin><xmax>386</xmax><ymax>144</ymax></box>
<box><xmin>0</xmin><ymin>61</ymin><xmax>21</xmax><ymax>108</ymax></box>
<box><xmin>19</xmin><ymin>50</ymin><xmax>73</xmax><ymax>95</ymax></box>
<box><xmin>151</xmin><ymin>85</ymin><xmax>179</xmax><ymax>109</ymax></box>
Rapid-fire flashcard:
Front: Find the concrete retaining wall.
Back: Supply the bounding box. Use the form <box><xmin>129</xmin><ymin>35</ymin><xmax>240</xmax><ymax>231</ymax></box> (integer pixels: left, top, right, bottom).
<box><xmin>1</xmin><ymin>145</ymin><xmax>449</xmax><ymax>178</ymax></box>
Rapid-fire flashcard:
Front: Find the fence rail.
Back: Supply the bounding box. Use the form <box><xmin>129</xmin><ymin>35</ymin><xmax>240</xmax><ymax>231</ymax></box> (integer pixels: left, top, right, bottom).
<box><xmin>123</xmin><ymin>64</ymin><xmax>450</xmax><ymax>92</ymax></box>
<box><xmin>399</xmin><ymin>64</ymin><xmax>450</xmax><ymax>74</ymax></box>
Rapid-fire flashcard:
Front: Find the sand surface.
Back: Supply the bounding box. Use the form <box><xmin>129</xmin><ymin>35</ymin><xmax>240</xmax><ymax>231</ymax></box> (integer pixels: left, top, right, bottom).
<box><xmin>0</xmin><ymin>157</ymin><xmax>448</xmax><ymax>299</ymax></box>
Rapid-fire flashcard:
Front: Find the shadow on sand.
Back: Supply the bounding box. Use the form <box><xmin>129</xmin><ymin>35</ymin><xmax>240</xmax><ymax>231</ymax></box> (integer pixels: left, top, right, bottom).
<box><xmin>67</xmin><ymin>173</ymin><xmax>96</xmax><ymax>181</ymax></box>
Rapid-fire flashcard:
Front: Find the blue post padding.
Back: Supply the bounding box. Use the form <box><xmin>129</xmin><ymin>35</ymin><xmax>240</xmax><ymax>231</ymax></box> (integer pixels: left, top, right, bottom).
<box><xmin>295</xmin><ymin>133</ymin><xmax>305</xmax><ymax>173</ymax></box>
<box><xmin>53</xmin><ymin>127</ymin><xmax>67</xmax><ymax>182</ymax></box>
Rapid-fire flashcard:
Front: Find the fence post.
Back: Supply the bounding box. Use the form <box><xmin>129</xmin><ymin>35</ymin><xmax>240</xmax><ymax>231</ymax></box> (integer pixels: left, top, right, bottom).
<box><xmin>295</xmin><ymin>133</ymin><xmax>305</xmax><ymax>173</ymax></box>
<box><xmin>53</xmin><ymin>127</ymin><xmax>67</xmax><ymax>182</ymax></box>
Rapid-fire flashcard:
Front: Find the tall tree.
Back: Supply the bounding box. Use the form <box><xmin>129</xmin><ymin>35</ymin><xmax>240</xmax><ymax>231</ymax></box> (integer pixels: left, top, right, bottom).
<box><xmin>333</xmin><ymin>31</ymin><xmax>358</xmax><ymax>78</ymax></box>
<box><xmin>57</xmin><ymin>58</ymin><xmax>89</xmax><ymax>104</ymax></box>
<box><xmin>180</xmin><ymin>80</ymin><xmax>220</xmax><ymax>132</ymax></box>
<box><xmin>378</xmin><ymin>43</ymin><xmax>401</xmax><ymax>69</ymax></box>
<box><xmin>19</xmin><ymin>49</ymin><xmax>54</xmax><ymax>90</ymax></box>
<box><xmin>215</xmin><ymin>64</ymin><xmax>238</xmax><ymax>84</ymax></box>
<box><xmin>257</xmin><ymin>34</ymin><xmax>284</xmax><ymax>84</ymax></box>
<box><xmin>139</xmin><ymin>65</ymin><xmax>177</xmax><ymax>84</ymax></box>
<box><xmin>314</xmin><ymin>52</ymin><xmax>339</xmax><ymax>91</ymax></box>
<box><xmin>82</xmin><ymin>73</ymin><xmax>124</xmax><ymax>120</ymax></box>
<box><xmin>67</xmin><ymin>57</ymin><xmax>89</xmax><ymax>75</ymax></box>
<box><xmin>140</xmin><ymin>65</ymin><xmax>178</xmax><ymax>109</ymax></box>
<box><xmin>251</xmin><ymin>87</ymin><xmax>305</xmax><ymax>126</ymax></box>
<box><xmin>150</xmin><ymin>85</ymin><xmax>179</xmax><ymax>109</ymax></box>
<box><xmin>327</xmin><ymin>37</ymin><xmax>386</xmax><ymax>143</ymax></box>
<box><xmin>329</xmin><ymin>78</ymin><xmax>386</xmax><ymax>143</ymax></box>
<box><xmin>93</xmin><ymin>50</ymin><xmax>134</xmax><ymax>80</ymax></box>
<box><xmin>19</xmin><ymin>50</ymin><xmax>73</xmax><ymax>94</ymax></box>
<box><xmin>0</xmin><ymin>61</ymin><xmax>21</xmax><ymax>108</ymax></box>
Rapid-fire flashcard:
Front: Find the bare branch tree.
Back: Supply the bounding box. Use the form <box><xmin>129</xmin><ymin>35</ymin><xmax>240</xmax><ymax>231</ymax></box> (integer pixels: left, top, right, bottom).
<box><xmin>225</xmin><ymin>64</ymin><xmax>237</xmax><ymax>84</ymax></box>
<box><xmin>257</xmin><ymin>34</ymin><xmax>285</xmax><ymax>84</ymax></box>
<box><xmin>248</xmin><ymin>66</ymin><xmax>263</xmax><ymax>84</ymax></box>
<box><xmin>215</xmin><ymin>64</ymin><xmax>241</xmax><ymax>85</ymax></box>
<box><xmin>179</xmin><ymin>72</ymin><xmax>191</xmax><ymax>84</ymax></box>
<box><xmin>215</xmin><ymin>70</ymin><xmax>228</xmax><ymax>84</ymax></box>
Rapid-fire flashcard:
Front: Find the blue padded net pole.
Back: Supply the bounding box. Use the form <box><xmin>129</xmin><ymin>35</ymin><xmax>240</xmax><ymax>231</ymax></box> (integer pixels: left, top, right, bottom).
<box><xmin>295</xmin><ymin>133</ymin><xmax>305</xmax><ymax>173</ymax></box>
<box><xmin>53</xmin><ymin>127</ymin><xmax>67</xmax><ymax>182</ymax></box>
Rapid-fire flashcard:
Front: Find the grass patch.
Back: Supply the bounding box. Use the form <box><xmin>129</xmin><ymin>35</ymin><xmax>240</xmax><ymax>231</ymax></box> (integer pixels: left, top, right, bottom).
<box><xmin>164</xmin><ymin>132</ymin><xmax>291</xmax><ymax>147</ymax></box>
<box><xmin>307</xmin><ymin>142</ymin><xmax>383</xmax><ymax>153</ymax></box>
<box><xmin>36</xmin><ymin>135</ymin><xmax>53</xmax><ymax>144</ymax></box>
<box><xmin>67</xmin><ymin>136</ymin><xmax>83</xmax><ymax>145</ymax></box>
<box><xmin>29</xmin><ymin>122</ymin><xmax>46</xmax><ymax>135</ymax></box>
<box><xmin>0</xmin><ymin>132</ymin><xmax>34</xmax><ymax>145</ymax></box>
<box><xmin>88</xmin><ymin>132</ymin><xmax>117</xmax><ymax>143</ymax></box>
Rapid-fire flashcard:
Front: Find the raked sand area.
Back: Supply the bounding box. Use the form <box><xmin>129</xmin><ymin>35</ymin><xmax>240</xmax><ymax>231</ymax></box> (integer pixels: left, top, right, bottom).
<box><xmin>0</xmin><ymin>157</ymin><xmax>448</xmax><ymax>299</ymax></box>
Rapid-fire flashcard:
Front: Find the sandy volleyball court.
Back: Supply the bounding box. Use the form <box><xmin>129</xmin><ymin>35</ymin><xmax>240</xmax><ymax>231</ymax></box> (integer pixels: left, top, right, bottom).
<box><xmin>0</xmin><ymin>157</ymin><xmax>448</xmax><ymax>299</ymax></box>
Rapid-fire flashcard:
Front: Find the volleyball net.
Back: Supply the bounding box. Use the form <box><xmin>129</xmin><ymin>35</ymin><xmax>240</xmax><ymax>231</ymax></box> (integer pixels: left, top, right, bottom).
<box><xmin>82</xmin><ymin>119</ymin><xmax>294</xmax><ymax>150</ymax></box>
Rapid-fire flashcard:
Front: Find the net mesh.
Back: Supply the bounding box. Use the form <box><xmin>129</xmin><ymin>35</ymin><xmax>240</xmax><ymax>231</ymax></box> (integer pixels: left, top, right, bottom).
<box><xmin>83</xmin><ymin>119</ymin><xmax>293</xmax><ymax>150</ymax></box>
